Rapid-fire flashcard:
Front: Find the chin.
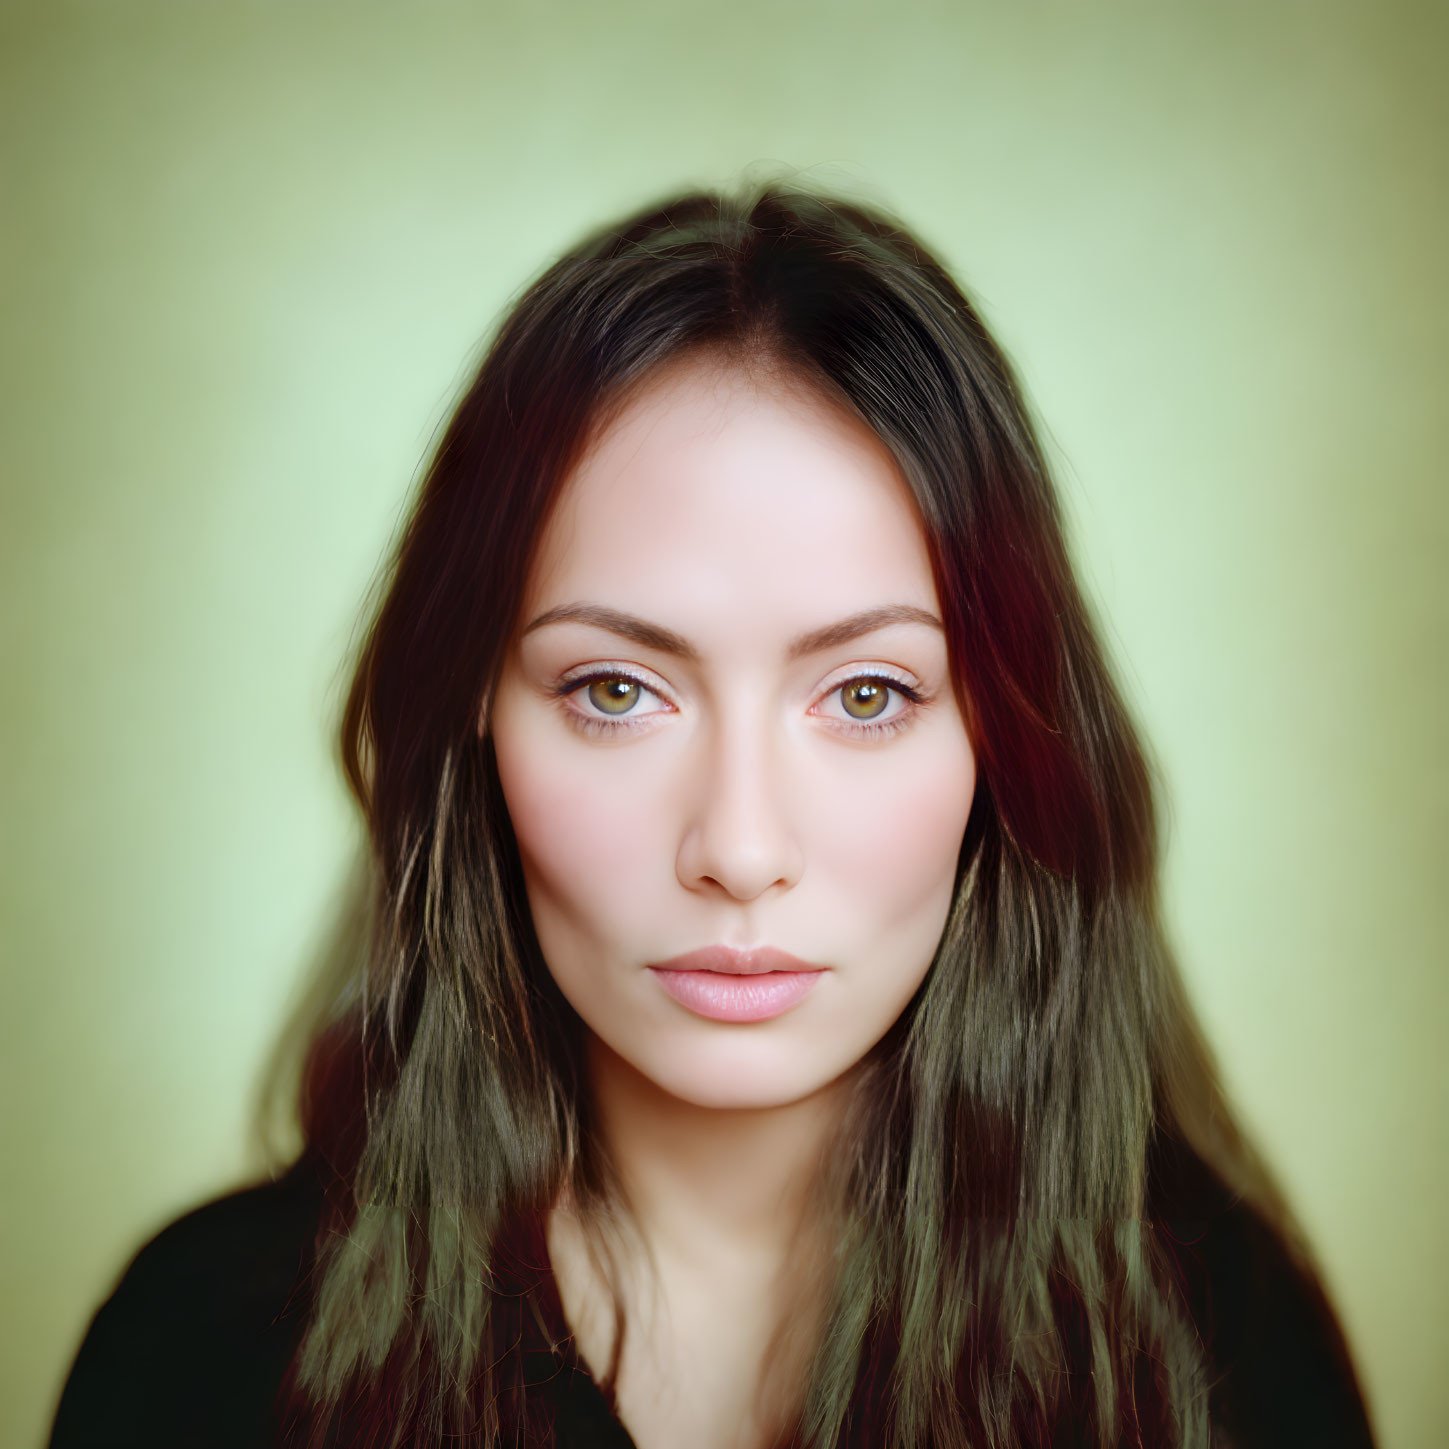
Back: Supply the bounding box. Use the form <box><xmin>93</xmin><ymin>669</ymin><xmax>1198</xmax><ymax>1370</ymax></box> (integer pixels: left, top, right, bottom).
<box><xmin>668</xmin><ymin>1078</ymin><xmax>820</xmax><ymax>1111</ymax></box>
<box><xmin>641</xmin><ymin>1043</ymin><xmax>850</xmax><ymax>1112</ymax></box>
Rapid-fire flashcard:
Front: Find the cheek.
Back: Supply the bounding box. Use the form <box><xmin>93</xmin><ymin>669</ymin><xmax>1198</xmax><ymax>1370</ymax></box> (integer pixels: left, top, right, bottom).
<box><xmin>494</xmin><ymin>737</ymin><xmax>667</xmax><ymax>947</ymax></box>
<box><xmin>811</xmin><ymin>733</ymin><xmax>976</xmax><ymax>928</ymax></box>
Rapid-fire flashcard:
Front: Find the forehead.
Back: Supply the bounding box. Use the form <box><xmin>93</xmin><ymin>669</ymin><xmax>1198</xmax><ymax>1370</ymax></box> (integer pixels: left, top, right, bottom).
<box><xmin>522</xmin><ymin>358</ymin><xmax>938</xmax><ymax>642</ymax></box>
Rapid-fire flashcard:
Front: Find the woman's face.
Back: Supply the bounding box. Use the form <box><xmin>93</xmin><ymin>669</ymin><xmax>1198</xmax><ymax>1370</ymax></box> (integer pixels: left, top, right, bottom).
<box><xmin>487</xmin><ymin>356</ymin><xmax>976</xmax><ymax>1110</ymax></box>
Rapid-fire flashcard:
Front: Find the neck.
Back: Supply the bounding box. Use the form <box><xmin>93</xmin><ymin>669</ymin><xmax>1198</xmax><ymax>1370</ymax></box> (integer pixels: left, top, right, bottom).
<box><xmin>581</xmin><ymin>1033</ymin><xmax>852</xmax><ymax>1275</ymax></box>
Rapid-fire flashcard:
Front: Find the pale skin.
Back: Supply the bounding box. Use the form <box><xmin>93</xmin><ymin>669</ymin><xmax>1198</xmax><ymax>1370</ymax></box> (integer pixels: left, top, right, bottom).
<box><xmin>486</xmin><ymin>353</ymin><xmax>977</xmax><ymax>1449</ymax></box>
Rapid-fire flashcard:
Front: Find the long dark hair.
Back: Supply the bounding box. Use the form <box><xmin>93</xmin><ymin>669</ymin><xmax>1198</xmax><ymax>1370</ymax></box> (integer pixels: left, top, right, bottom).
<box><xmin>272</xmin><ymin>177</ymin><xmax>1321</xmax><ymax>1447</ymax></box>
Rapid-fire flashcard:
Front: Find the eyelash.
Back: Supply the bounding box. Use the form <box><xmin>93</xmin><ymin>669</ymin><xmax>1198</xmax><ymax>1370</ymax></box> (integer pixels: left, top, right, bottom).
<box><xmin>551</xmin><ymin>668</ymin><xmax>928</xmax><ymax>742</ymax></box>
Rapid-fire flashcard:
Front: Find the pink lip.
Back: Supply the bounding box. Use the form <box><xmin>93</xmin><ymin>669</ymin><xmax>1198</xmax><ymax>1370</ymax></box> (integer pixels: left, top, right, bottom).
<box><xmin>647</xmin><ymin>946</ymin><xmax>827</xmax><ymax>1023</ymax></box>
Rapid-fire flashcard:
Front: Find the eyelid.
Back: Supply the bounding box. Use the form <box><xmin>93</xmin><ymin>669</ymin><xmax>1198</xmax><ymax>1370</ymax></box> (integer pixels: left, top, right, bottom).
<box><xmin>555</xmin><ymin>663</ymin><xmax>677</xmax><ymax>722</ymax></box>
<box><xmin>816</xmin><ymin>661</ymin><xmax>922</xmax><ymax>694</ymax></box>
<box><xmin>556</xmin><ymin>660</ymin><xmax>675</xmax><ymax>696</ymax></box>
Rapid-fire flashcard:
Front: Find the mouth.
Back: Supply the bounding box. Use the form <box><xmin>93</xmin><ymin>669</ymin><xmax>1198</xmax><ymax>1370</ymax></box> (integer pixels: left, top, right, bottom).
<box><xmin>650</xmin><ymin>944</ymin><xmax>827</xmax><ymax>976</ymax></box>
<box><xmin>646</xmin><ymin>945</ymin><xmax>827</xmax><ymax>1023</ymax></box>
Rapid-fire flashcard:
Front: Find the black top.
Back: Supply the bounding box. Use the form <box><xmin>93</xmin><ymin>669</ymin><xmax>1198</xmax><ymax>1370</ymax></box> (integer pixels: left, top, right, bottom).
<box><xmin>48</xmin><ymin>1142</ymin><xmax>1377</xmax><ymax>1448</ymax></box>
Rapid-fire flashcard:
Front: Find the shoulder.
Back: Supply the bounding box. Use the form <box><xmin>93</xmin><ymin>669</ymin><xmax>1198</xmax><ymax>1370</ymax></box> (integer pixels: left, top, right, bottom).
<box><xmin>1147</xmin><ymin>1130</ymin><xmax>1377</xmax><ymax>1449</ymax></box>
<box><xmin>49</xmin><ymin>1153</ymin><xmax>327</xmax><ymax>1449</ymax></box>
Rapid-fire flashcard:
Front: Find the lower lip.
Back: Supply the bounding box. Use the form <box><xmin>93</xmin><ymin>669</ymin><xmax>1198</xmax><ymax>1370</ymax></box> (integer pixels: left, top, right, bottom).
<box><xmin>648</xmin><ymin>968</ymin><xmax>825</xmax><ymax>1023</ymax></box>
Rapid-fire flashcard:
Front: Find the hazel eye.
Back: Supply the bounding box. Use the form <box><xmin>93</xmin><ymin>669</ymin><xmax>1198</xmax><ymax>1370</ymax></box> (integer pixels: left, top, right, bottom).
<box><xmin>553</xmin><ymin>666</ymin><xmax>927</xmax><ymax>742</ymax></box>
<box><xmin>554</xmin><ymin>668</ymin><xmax>672</xmax><ymax>736</ymax></box>
<box><xmin>816</xmin><ymin>673</ymin><xmax>926</xmax><ymax>739</ymax></box>
<box><xmin>584</xmin><ymin>676</ymin><xmax>646</xmax><ymax>716</ymax></box>
<box><xmin>838</xmin><ymin>678</ymin><xmax>892</xmax><ymax>720</ymax></box>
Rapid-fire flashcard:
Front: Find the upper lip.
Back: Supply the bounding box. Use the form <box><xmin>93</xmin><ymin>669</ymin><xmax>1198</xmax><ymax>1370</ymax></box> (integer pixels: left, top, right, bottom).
<box><xmin>650</xmin><ymin>945</ymin><xmax>826</xmax><ymax>975</ymax></box>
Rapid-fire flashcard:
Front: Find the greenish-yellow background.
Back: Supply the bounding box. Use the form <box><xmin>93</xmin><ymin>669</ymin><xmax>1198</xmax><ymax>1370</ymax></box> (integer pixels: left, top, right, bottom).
<box><xmin>4</xmin><ymin>3</ymin><xmax>1444</xmax><ymax>1445</ymax></box>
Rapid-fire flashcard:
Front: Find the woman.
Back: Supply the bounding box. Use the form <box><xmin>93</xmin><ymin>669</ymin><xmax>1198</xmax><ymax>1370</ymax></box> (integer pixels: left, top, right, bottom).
<box><xmin>50</xmin><ymin>181</ymin><xmax>1376</xmax><ymax>1449</ymax></box>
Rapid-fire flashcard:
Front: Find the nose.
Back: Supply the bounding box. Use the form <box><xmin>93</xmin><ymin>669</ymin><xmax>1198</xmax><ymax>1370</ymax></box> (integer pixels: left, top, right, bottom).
<box><xmin>675</xmin><ymin>706</ymin><xmax>805</xmax><ymax>902</ymax></box>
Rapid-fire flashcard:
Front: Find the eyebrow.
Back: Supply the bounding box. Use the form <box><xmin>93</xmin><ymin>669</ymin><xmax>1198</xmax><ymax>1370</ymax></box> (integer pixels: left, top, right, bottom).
<box><xmin>520</xmin><ymin>601</ymin><xmax>945</xmax><ymax>664</ymax></box>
